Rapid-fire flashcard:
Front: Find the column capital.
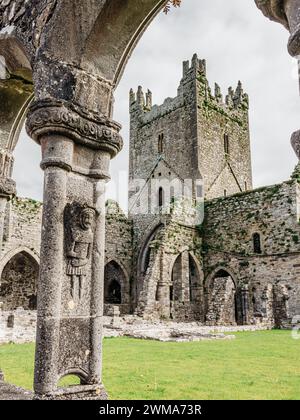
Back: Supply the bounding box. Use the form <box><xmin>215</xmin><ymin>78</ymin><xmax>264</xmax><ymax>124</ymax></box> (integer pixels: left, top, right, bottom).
<box><xmin>255</xmin><ymin>1</ymin><xmax>288</xmax><ymax>29</ymax></box>
<box><xmin>0</xmin><ymin>178</ymin><xmax>16</xmax><ymax>198</ymax></box>
<box><xmin>26</xmin><ymin>99</ymin><xmax>123</xmax><ymax>158</ymax></box>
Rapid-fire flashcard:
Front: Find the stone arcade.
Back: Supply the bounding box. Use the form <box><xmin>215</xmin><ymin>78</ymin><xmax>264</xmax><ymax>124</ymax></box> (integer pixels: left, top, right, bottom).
<box><xmin>0</xmin><ymin>0</ymin><xmax>300</xmax><ymax>401</ymax></box>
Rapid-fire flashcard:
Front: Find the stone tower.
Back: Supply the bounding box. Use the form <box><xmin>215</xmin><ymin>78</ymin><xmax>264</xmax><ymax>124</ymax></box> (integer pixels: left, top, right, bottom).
<box><xmin>128</xmin><ymin>54</ymin><xmax>254</xmax><ymax>317</ymax></box>
<box><xmin>129</xmin><ymin>54</ymin><xmax>253</xmax><ymax>204</ymax></box>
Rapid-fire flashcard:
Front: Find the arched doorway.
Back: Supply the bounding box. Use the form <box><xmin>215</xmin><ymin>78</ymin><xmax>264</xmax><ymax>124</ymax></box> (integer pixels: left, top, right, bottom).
<box><xmin>0</xmin><ymin>251</ymin><xmax>39</xmax><ymax>311</ymax></box>
<box><xmin>104</xmin><ymin>260</ymin><xmax>129</xmax><ymax>314</ymax></box>
<box><xmin>206</xmin><ymin>269</ymin><xmax>237</xmax><ymax>326</ymax></box>
<box><xmin>169</xmin><ymin>251</ymin><xmax>203</xmax><ymax>320</ymax></box>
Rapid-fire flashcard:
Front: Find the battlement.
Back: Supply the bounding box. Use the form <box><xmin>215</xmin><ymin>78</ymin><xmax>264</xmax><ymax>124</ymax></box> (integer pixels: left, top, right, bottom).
<box><xmin>209</xmin><ymin>80</ymin><xmax>249</xmax><ymax>111</ymax></box>
<box><xmin>130</xmin><ymin>86</ymin><xmax>152</xmax><ymax>110</ymax></box>
<box><xmin>129</xmin><ymin>54</ymin><xmax>249</xmax><ymax>124</ymax></box>
<box><xmin>182</xmin><ymin>54</ymin><xmax>207</xmax><ymax>78</ymax></box>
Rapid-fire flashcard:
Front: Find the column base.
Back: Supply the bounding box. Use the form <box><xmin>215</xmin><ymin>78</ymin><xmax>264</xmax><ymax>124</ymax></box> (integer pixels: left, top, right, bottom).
<box><xmin>34</xmin><ymin>384</ymin><xmax>108</xmax><ymax>400</ymax></box>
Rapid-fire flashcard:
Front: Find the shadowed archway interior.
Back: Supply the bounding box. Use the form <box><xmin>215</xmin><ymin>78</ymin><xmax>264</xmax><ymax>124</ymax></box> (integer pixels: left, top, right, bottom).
<box><xmin>0</xmin><ymin>251</ymin><xmax>39</xmax><ymax>311</ymax></box>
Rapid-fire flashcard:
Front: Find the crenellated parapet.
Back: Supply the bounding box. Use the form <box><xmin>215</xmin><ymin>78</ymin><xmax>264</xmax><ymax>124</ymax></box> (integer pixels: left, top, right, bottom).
<box><xmin>130</xmin><ymin>54</ymin><xmax>249</xmax><ymax>129</ymax></box>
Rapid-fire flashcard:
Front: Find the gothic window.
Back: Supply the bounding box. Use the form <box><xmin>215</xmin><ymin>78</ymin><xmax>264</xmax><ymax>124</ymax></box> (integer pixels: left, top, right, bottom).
<box><xmin>253</xmin><ymin>233</ymin><xmax>262</xmax><ymax>254</ymax></box>
<box><xmin>158</xmin><ymin>134</ymin><xmax>164</xmax><ymax>154</ymax></box>
<box><xmin>224</xmin><ymin>134</ymin><xmax>230</xmax><ymax>156</ymax></box>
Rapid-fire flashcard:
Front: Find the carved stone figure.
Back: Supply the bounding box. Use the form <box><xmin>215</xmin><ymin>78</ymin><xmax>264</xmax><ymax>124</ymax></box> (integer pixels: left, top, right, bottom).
<box><xmin>65</xmin><ymin>204</ymin><xmax>96</xmax><ymax>301</ymax></box>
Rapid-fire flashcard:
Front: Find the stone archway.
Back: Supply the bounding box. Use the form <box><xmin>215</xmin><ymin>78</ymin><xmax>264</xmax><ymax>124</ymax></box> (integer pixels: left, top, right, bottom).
<box><xmin>0</xmin><ymin>250</ymin><xmax>39</xmax><ymax>311</ymax></box>
<box><xmin>104</xmin><ymin>260</ymin><xmax>130</xmax><ymax>314</ymax></box>
<box><xmin>0</xmin><ymin>0</ymin><xmax>297</xmax><ymax>400</ymax></box>
<box><xmin>169</xmin><ymin>251</ymin><xmax>203</xmax><ymax>321</ymax></box>
<box><xmin>205</xmin><ymin>269</ymin><xmax>237</xmax><ymax>326</ymax></box>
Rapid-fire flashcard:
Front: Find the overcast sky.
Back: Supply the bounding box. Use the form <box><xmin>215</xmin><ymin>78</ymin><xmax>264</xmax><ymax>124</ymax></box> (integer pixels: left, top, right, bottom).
<box><xmin>14</xmin><ymin>0</ymin><xmax>300</xmax><ymax>210</ymax></box>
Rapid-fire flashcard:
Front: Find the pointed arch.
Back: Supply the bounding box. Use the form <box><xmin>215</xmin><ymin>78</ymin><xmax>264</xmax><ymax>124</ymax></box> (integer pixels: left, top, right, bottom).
<box><xmin>104</xmin><ymin>260</ymin><xmax>129</xmax><ymax>308</ymax></box>
<box><xmin>205</xmin><ymin>267</ymin><xmax>238</xmax><ymax>326</ymax></box>
<box><xmin>0</xmin><ymin>248</ymin><xmax>39</xmax><ymax>311</ymax></box>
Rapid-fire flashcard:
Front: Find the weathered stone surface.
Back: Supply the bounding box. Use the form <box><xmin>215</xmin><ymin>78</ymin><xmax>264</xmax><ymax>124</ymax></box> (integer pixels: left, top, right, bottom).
<box><xmin>0</xmin><ymin>0</ymin><xmax>299</xmax><ymax>400</ymax></box>
<box><xmin>0</xmin><ymin>309</ymin><xmax>36</xmax><ymax>344</ymax></box>
<box><xmin>255</xmin><ymin>0</ymin><xmax>300</xmax><ymax>56</ymax></box>
<box><xmin>0</xmin><ymin>382</ymin><xmax>33</xmax><ymax>401</ymax></box>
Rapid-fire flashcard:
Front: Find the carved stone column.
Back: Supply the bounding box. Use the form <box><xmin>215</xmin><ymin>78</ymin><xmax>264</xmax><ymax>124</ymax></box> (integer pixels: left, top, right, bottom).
<box><xmin>26</xmin><ymin>99</ymin><xmax>122</xmax><ymax>400</ymax></box>
<box><xmin>255</xmin><ymin>0</ymin><xmax>300</xmax><ymax>159</ymax></box>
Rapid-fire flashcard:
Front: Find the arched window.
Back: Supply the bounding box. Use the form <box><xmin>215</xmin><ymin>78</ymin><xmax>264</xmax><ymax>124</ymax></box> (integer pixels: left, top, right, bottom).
<box><xmin>224</xmin><ymin>134</ymin><xmax>229</xmax><ymax>156</ymax></box>
<box><xmin>158</xmin><ymin>133</ymin><xmax>164</xmax><ymax>154</ymax></box>
<box><xmin>158</xmin><ymin>187</ymin><xmax>164</xmax><ymax>207</ymax></box>
<box><xmin>253</xmin><ymin>233</ymin><xmax>262</xmax><ymax>254</ymax></box>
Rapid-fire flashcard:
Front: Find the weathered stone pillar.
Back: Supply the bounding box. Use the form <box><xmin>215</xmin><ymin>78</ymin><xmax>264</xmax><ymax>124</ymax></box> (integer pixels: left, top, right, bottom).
<box><xmin>156</xmin><ymin>251</ymin><xmax>171</xmax><ymax>319</ymax></box>
<box><xmin>182</xmin><ymin>251</ymin><xmax>191</xmax><ymax>303</ymax></box>
<box><xmin>26</xmin><ymin>99</ymin><xmax>122</xmax><ymax>400</ymax></box>
<box><xmin>255</xmin><ymin>0</ymin><xmax>300</xmax><ymax>158</ymax></box>
<box><xmin>0</xmin><ymin>180</ymin><xmax>15</xmax><ymax>257</ymax></box>
<box><xmin>241</xmin><ymin>285</ymin><xmax>250</xmax><ymax>325</ymax></box>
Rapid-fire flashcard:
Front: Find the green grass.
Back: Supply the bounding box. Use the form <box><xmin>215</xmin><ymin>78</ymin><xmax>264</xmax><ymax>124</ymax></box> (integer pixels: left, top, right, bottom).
<box><xmin>0</xmin><ymin>331</ymin><xmax>300</xmax><ymax>400</ymax></box>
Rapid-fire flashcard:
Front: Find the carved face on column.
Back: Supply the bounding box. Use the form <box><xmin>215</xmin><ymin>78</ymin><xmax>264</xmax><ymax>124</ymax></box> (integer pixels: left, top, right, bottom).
<box><xmin>80</xmin><ymin>208</ymin><xmax>95</xmax><ymax>231</ymax></box>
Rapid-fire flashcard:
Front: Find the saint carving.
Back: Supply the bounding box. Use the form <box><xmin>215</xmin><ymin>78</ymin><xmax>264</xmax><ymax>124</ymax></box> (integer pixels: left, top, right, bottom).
<box><xmin>64</xmin><ymin>203</ymin><xmax>97</xmax><ymax>301</ymax></box>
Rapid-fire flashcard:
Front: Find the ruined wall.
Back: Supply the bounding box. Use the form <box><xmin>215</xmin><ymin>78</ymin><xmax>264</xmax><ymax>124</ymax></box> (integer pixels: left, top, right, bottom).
<box><xmin>0</xmin><ymin>309</ymin><xmax>36</xmax><ymax>345</ymax></box>
<box><xmin>0</xmin><ymin>197</ymin><xmax>42</xmax><ymax>311</ymax></box>
<box><xmin>1</xmin><ymin>197</ymin><xmax>42</xmax><ymax>262</ymax></box>
<box><xmin>104</xmin><ymin>200</ymin><xmax>133</xmax><ymax>314</ymax></box>
<box><xmin>135</xmin><ymin>201</ymin><xmax>204</xmax><ymax>321</ymax></box>
<box><xmin>203</xmin><ymin>180</ymin><xmax>300</xmax><ymax>326</ymax></box>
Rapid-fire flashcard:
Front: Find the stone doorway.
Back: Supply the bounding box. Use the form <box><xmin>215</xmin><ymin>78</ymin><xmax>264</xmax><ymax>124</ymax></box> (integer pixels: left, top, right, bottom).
<box><xmin>206</xmin><ymin>269</ymin><xmax>237</xmax><ymax>326</ymax></box>
<box><xmin>104</xmin><ymin>260</ymin><xmax>130</xmax><ymax>315</ymax></box>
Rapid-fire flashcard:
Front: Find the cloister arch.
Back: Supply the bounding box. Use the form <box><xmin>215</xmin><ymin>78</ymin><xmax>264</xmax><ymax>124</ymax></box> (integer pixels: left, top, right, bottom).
<box><xmin>104</xmin><ymin>259</ymin><xmax>130</xmax><ymax>314</ymax></box>
<box><xmin>168</xmin><ymin>250</ymin><xmax>203</xmax><ymax>320</ymax></box>
<box><xmin>0</xmin><ymin>0</ymin><xmax>297</xmax><ymax>401</ymax></box>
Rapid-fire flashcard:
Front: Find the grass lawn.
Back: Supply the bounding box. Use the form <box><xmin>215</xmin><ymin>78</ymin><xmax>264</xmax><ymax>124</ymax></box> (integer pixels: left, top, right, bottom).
<box><xmin>0</xmin><ymin>330</ymin><xmax>300</xmax><ymax>400</ymax></box>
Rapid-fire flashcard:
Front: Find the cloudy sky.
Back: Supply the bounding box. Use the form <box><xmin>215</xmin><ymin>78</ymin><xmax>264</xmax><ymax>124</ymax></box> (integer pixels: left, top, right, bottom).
<box><xmin>14</xmin><ymin>0</ymin><xmax>300</xmax><ymax>210</ymax></box>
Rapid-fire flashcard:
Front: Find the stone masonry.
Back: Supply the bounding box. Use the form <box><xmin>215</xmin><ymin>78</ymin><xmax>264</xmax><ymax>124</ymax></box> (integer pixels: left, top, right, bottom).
<box><xmin>0</xmin><ymin>0</ymin><xmax>299</xmax><ymax>401</ymax></box>
<box><xmin>1</xmin><ymin>54</ymin><xmax>300</xmax><ymax>335</ymax></box>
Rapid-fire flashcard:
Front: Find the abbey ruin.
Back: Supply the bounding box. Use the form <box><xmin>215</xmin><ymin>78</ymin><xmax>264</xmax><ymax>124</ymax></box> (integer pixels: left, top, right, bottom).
<box><xmin>1</xmin><ymin>52</ymin><xmax>300</xmax><ymax>334</ymax></box>
<box><xmin>0</xmin><ymin>0</ymin><xmax>300</xmax><ymax>401</ymax></box>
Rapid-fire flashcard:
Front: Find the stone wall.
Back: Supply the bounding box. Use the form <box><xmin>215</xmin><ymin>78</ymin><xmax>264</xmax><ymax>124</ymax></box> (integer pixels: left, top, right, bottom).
<box><xmin>0</xmin><ymin>309</ymin><xmax>36</xmax><ymax>344</ymax></box>
<box><xmin>203</xmin><ymin>180</ymin><xmax>300</xmax><ymax>326</ymax></box>
<box><xmin>1</xmin><ymin>197</ymin><xmax>42</xmax><ymax>261</ymax></box>
<box><xmin>104</xmin><ymin>200</ymin><xmax>133</xmax><ymax>314</ymax></box>
<box><xmin>0</xmin><ymin>197</ymin><xmax>41</xmax><ymax>311</ymax></box>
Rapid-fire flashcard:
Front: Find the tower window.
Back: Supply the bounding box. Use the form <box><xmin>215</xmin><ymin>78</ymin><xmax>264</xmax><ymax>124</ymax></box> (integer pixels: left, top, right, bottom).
<box><xmin>158</xmin><ymin>187</ymin><xmax>164</xmax><ymax>207</ymax></box>
<box><xmin>224</xmin><ymin>134</ymin><xmax>229</xmax><ymax>156</ymax></box>
<box><xmin>253</xmin><ymin>233</ymin><xmax>262</xmax><ymax>254</ymax></box>
<box><xmin>158</xmin><ymin>134</ymin><xmax>164</xmax><ymax>154</ymax></box>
